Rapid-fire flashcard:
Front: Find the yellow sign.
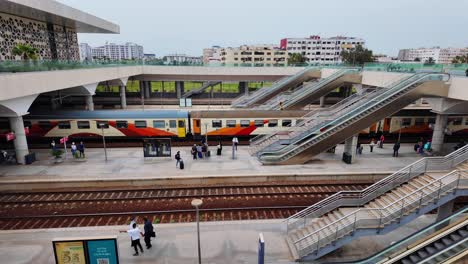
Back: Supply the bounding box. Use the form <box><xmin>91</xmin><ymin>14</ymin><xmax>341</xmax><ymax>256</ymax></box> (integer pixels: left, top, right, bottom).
<box><xmin>54</xmin><ymin>241</ymin><xmax>86</xmax><ymax>264</ymax></box>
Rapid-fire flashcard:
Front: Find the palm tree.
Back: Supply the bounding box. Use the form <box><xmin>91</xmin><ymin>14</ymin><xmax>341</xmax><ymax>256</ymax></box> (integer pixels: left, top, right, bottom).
<box><xmin>12</xmin><ymin>44</ymin><xmax>38</xmax><ymax>61</ymax></box>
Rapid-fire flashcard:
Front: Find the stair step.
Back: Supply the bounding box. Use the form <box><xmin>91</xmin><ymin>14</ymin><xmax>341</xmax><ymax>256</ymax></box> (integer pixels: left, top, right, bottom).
<box><xmin>401</xmin><ymin>259</ymin><xmax>413</xmax><ymax>264</ymax></box>
<box><xmin>425</xmin><ymin>246</ymin><xmax>437</xmax><ymax>254</ymax></box>
<box><xmin>417</xmin><ymin>250</ymin><xmax>429</xmax><ymax>259</ymax></box>
<box><xmin>409</xmin><ymin>254</ymin><xmax>421</xmax><ymax>262</ymax></box>
<box><xmin>434</xmin><ymin>242</ymin><xmax>445</xmax><ymax>250</ymax></box>
<box><xmin>441</xmin><ymin>238</ymin><xmax>453</xmax><ymax>246</ymax></box>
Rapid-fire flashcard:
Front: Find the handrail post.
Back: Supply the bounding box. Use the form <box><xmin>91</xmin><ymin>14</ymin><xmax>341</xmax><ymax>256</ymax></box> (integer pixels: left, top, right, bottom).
<box><xmin>418</xmin><ymin>188</ymin><xmax>424</xmax><ymax>212</ymax></box>
<box><xmin>377</xmin><ymin>209</ymin><xmax>383</xmax><ymax>234</ymax></box>
<box><xmin>315</xmin><ymin>232</ymin><xmax>320</xmax><ymax>255</ymax></box>
<box><xmin>399</xmin><ymin>199</ymin><xmax>405</xmax><ymax>223</ymax></box>
<box><xmin>352</xmin><ymin>212</ymin><xmax>357</xmax><ymax>235</ymax></box>
<box><xmin>455</xmin><ymin>171</ymin><xmax>461</xmax><ymax>194</ymax></box>
<box><xmin>436</xmin><ymin>180</ymin><xmax>443</xmax><ymax>203</ymax></box>
<box><xmin>333</xmin><ymin>223</ymin><xmax>339</xmax><ymax>245</ymax></box>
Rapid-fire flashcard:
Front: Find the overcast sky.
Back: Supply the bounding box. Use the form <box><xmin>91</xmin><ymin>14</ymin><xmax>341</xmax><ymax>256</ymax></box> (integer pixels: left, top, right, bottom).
<box><xmin>59</xmin><ymin>0</ymin><xmax>467</xmax><ymax>57</ymax></box>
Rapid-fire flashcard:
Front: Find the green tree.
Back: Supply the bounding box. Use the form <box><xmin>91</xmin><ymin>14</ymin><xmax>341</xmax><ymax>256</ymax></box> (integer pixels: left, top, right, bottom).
<box><xmin>451</xmin><ymin>55</ymin><xmax>468</xmax><ymax>64</ymax></box>
<box><xmin>12</xmin><ymin>43</ymin><xmax>38</xmax><ymax>60</ymax></box>
<box><xmin>414</xmin><ymin>57</ymin><xmax>421</xmax><ymax>62</ymax></box>
<box><xmin>288</xmin><ymin>53</ymin><xmax>306</xmax><ymax>65</ymax></box>
<box><xmin>424</xmin><ymin>57</ymin><xmax>435</xmax><ymax>65</ymax></box>
<box><xmin>340</xmin><ymin>45</ymin><xmax>374</xmax><ymax>66</ymax></box>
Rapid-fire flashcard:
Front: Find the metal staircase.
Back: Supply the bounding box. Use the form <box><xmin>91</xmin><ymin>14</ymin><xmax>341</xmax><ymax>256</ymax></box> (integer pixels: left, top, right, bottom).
<box><xmin>257</xmin><ymin>72</ymin><xmax>449</xmax><ymax>165</ymax></box>
<box><xmin>350</xmin><ymin>207</ymin><xmax>467</xmax><ymax>264</ymax></box>
<box><xmin>231</xmin><ymin>67</ymin><xmax>319</xmax><ymax>108</ymax></box>
<box><xmin>285</xmin><ymin>145</ymin><xmax>468</xmax><ymax>261</ymax></box>
<box><xmin>182</xmin><ymin>81</ymin><xmax>221</xmax><ymax>98</ymax></box>
<box><xmin>255</xmin><ymin>68</ymin><xmax>360</xmax><ymax>110</ymax></box>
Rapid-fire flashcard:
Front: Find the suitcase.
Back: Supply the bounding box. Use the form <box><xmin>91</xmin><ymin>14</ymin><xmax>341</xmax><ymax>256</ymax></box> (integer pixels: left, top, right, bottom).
<box><xmin>179</xmin><ymin>160</ymin><xmax>184</xmax><ymax>170</ymax></box>
<box><xmin>198</xmin><ymin>152</ymin><xmax>203</xmax><ymax>158</ymax></box>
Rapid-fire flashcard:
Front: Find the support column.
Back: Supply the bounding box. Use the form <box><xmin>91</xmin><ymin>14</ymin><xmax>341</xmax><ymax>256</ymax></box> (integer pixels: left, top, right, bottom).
<box><xmin>431</xmin><ymin>114</ymin><xmax>447</xmax><ymax>153</ymax></box>
<box><xmin>239</xmin><ymin>81</ymin><xmax>249</xmax><ymax>95</ymax></box>
<box><xmin>120</xmin><ymin>85</ymin><xmax>127</xmax><ymax>109</ymax></box>
<box><xmin>343</xmin><ymin>135</ymin><xmax>358</xmax><ymax>164</ymax></box>
<box><xmin>319</xmin><ymin>96</ymin><xmax>326</xmax><ymax>108</ymax></box>
<box><xmin>85</xmin><ymin>95</ymin><xmax>94</xmax><ymax>111</ymax></box>
<box><xmin>435</xmin><ymin>200</ymin><xmax>454</xmax><ymax>231</ymax></box>
<box><xmin>176</xmin><ymin>81</ymin><xmax>185</xmax><ymax>98</ymax></box>
<box><xmin>145</xmin><ymin>81</ymin><xmax>151</xmax><ymax>98</ymax></box>
<box><xmin>354</xmin><ymin>84</ymin><xmax>364</xmax><ymax>95</ymax></box>
<box><xmin>139</xmin><ymin>81</ymin><xmax>145</xmax><ymax>98</ymax></box>
<box><xmin>9</xmin><ymin>116</ymin><xmax>28</xmax><ymax>164</ymax></box>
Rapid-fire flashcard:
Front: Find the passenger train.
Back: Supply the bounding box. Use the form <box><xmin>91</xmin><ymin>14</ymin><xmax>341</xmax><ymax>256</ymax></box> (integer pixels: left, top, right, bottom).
<box><xmin>1</xmin><ymin>110</ymin><xmax>467</xmax><ymax>142</ymax></box>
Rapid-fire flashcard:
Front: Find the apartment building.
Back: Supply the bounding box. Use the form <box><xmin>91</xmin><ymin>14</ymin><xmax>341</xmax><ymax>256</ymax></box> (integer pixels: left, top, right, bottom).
<box><xmin>280</xmin><ymin>35</ymin><xmax>365</xmax><ymax>64</ymax></box>
<box><xmin>163</xmin><ymin>54</ymin><xmax>202</xmax><ymax>64</ymax></box>
<box><xmin>203</xmin><ymin>45</ymin><xmax>288</xmax><ymax>66</ymax></box>
<box><xmin>398</xmin><ymin>47</ymin><xmax>468</xmax><ymax>64</ymax></box>
<box><xmin>87</xmin><ymin>42</ymin><xmax>144</xmax><ymax>60</ymax></box>
<box><xmin>79</xmin><ymin>43</ymin><xmax>92</xmax><ymax>61</ymax></box>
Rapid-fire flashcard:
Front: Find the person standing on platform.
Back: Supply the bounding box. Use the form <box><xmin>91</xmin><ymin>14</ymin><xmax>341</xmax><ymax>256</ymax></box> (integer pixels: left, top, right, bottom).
<box><xmin>127</xmin><ymin>223</ymin><xmax>144</xmax><ymax>256</ymax></box>
<box><xmin>393</xmin><ymin>141</ymin><xmax>401</xmax><ymax>157</ymax></box>
<box><xmin>191</xmin><ymin>144</ymin><xmax>197</xmax><ymax>160</ymax></box>
<box><xmin>143</xmin><ymin>218</ymin><xmax>154</xmax><ymax>249</ymax></box>
<box><xmin>196</xmin><ymin>144</ymin><xmax>203</xmax><ymax>159</ymax></box>
<box><xmin>232</xmin><ymin>137</ymin><xmax>239</xmax><ymax>150</ymax></box>
<box><xmin>50</xmin><ymin>140</ymin><xmax>56</xmax><ymax>151</ymax></box>
<box><xmin>78</xmin><ymin>141</ymin><xmax>85</xmax><ymax>158</ymax></box>
<box><xmin>369</xmin><ymin>139</ymin><xmax>376</xmax><ymax>152</ymax></box>
<box><xmin>356</xmin><ymin>142</ymin><xmax>362</xmax><ymax>155</ymax></box>
<box><xmin>217</xmin><ymin>142</ymin><xmax>223</xmax><ymax>156</ymax></box>
<box><xmin>175</xmin><ymin>151</ymin><xmax>181</xmax><ymax>168</ymax></box>
<box><xmin>71</xmin><ymin>142</ymin><xmax>77</xmax><ymax>158</ymax></box>
<box><xmin>379</xmin><ymin>135</ymin><xmax>385</xmax><ymax>148</ymax></box>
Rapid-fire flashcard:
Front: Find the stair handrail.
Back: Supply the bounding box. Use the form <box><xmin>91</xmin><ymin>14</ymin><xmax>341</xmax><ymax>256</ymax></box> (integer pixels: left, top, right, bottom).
<box><xmin>293</xmin><ymin>168</ymin><xmax>467</xmax><ymax>257</ymax></box>
<box><xmin>285</xmin><ymin>144</ymin><xmax>468</xmax><ymax>233</ymax></box>
<box><xmin>259</xmin><ymin>72</ymin><xmax>449</xmax><ymax>162</ymax></box>
<box><xmin>231</xmin><ymin>67</ymin><xmax>314</xmax><ymax>107</ymax></box>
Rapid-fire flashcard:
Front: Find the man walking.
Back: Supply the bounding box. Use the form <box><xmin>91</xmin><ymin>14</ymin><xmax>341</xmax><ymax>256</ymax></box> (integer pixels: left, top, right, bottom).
<box><xmin>127</xmin><ymin>223</ymin><xmax>144</xmax><ymax>256</ymax></box>
<box><xmin>393</xmin><ymin>141</ymin><xmax>401</xmax><ymax>157</ymax></box>
<box><xmin>143</xmin><ymin>218</ymin><xmax>154</xmax><ymax>249</ymax></box>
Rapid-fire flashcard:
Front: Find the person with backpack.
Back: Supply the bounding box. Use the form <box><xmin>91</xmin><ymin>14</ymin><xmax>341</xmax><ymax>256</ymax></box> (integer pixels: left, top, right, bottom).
<box><xmin>175</xmin><ymin>151</ymin><xmax>181</xmax><ymax>168</ymax></box>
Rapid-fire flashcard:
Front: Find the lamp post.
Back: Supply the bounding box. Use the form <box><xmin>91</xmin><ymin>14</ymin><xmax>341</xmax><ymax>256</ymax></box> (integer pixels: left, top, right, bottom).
<box><xmin>191</xmin><ymin>199</ymin><xmax>203</xmax><ymax>264</ymax></box>
<box><xmin>100</xmin><ymin>123</ymin><xmax>108</xmax><ymax>162</ymax></box>
<box><xmin>204</xmin><ymin>123</ymin><xmax>208</xmax><ymax>145</ymax></box>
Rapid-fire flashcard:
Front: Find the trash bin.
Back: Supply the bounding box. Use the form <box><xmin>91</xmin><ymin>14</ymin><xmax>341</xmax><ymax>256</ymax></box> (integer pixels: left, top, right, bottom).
<box><xmin>24</xmin><ymin>152</ymin><xmax>36</xmax><ymax>164</ymax></box>
<box><xmin>342</xmin><ymin>152</ymin><xmax>352</xmax><ymax>164</ymax></box>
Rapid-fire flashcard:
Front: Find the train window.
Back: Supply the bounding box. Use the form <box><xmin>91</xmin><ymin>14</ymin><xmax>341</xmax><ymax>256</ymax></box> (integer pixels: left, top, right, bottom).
<box><xmin>212</xmin><ymin>120</ymin><xmax>222</xmax><ymax>128</ymax></box>
<box><xmin>240</xmin><ymin>120</ymin><xmax>250</xmax><ymax>127</ymax></box>
<box><xmin>169</xmin><ymin>120</ymin><xmax>177</xmax><ymax>128</ymax></box>
<box><xmin>23</xmin><ymin>121</ymin><xmax>31</xmax><ymax>128</ymax></box>
<box><xmin>428</xmin><ymin>118</ymin><xmax>436</xmax><ymax>124</ymax></box>
<box><xmin>77</xmin><ymin>121</ymin><xmax>90</xmax><ymax>129</ymax></box>
<box><xmin>465</xmin><ymin>118</ymin><xmax>468</xmax><ymax>125</ymax></box>
<box><xmin>254</xmin><ymin>120</ymin><xmax>264</xmax><ymax>127</ymax></box>
<box><xmin>58</xmin><ymin>121</ymin><xmax>71</xmax><ymax>129</ymax></box>
<box><xmin>296</xmin><ymin>119</ymin><xmax>304</xmax><ymax>126</ymax></box>
<box><xmin>268</xmin><ymin>119</ymin><xmax>278</xmax><ymax>127</ymax></box>
<box><xmin>449</xmin><ymin>118</ymin><xmax>462</xmax><ymax>126</ymax></box>
<box><xmin>38</xmin><ymin>121</ymin><xmax>52</xmax><ymax>129</ymax></box>
<box><xmin>116</xmin><ymin>121</ymin><xmax>128</xmax><ymax>129</ymax></box>
<box><xmin>282</xmin><ymin>120</ymin><xmax>292</xmax><ymax>127</ymax></box>
<box><xmin>178</xmin><ymin>120</ymin><xmax>185</xmax><ymax>128</ymax></box>
<box><xmin>153</xmin><ymin>120</ymin><xmax>165</xmax><ymax>128</ymax></box>
<box><xmin>227</xmin><ymin>120</ymin><xmax>236</xmax><ymax>127</ymax></box>
<box><xmin>135</xmin><ymin>120</ymin><xmax>147</xmax><ymax>128</ymax></box>
<box><xmin>415</xmin><ymin>118</ymin><xmax>425</xmax><ymax>126</ymax></box>
<box><xmin>96</xmin><ymin>121</ymin><xmax>109</xmax><ymax>129</ymax></box>
<box><xmin>402</xmin><ymin>118</ymin><xmax>411</xmax><ymax>127</ymax></box>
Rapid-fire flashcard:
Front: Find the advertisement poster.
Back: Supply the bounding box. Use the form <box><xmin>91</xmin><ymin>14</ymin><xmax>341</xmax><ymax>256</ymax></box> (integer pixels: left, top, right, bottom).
<box><xmin>86</xmin><ymin>240</ymin><xmax>118</xmax><ymax>264</ymax></box>
<box><xmin>54</xmin><ymin>241</ymin><xmax>86</xmax><ymax>264</ymax></box>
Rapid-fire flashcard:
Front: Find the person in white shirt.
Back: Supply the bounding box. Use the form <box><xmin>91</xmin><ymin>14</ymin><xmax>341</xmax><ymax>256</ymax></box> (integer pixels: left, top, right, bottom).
<box><xmin>127</xmin><ymin>223</ymin><xmax>144</xmax><ymax>256</ymax></box>
<box><xmin>232</xmin><ymin>137</ymin><xmax>239</xmax><ymax>150</ymax></box>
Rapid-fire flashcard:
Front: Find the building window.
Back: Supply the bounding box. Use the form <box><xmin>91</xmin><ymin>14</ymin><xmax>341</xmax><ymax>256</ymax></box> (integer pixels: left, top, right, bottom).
<box><xmin>77</xmin><ymin>121</ymin><xmax>90</xmax><ymax>129</ymax></box>
<box><xmin>240</xmin><ymin>120</ymin><xmax>250</xmax><ymax>127</ymax></box>
<box><xmin>116</xmin><ymin>120</ymin><xmax>128</xmax><ymax>129</ymax></box>
<box><xmin>169</xmin><ymin>120</ymin><xmax>177</xmax><ymax>128</ymax></box>
<box><xmin>153</xmin><ymin>120</ymin><xmax>165</xmax><ymax>128</ymax></box>
<box><xmin>212</xmin><ymin>120</ymin><xmax>222</xmax><ymax>128</ymax></box>
<box><xmin>282</xmin><ymin>120</ymin><xmax>292</xmax><ymax>127</ymax></box>
<box><xmin>268</xmin><ymin>120</ymin><xmax>278</xmax><ymax>127</ymax></box>
<box><xmin>254</xmin><ymin>120</ymin><xmax>264</xmax><ymax>127</ymax></box>
<box><xmin>135</xmin><ymin>120</ymin><xmax>147</xmax><ymax>128</ymax></box>
<box><xmin>227</xmin><ymin>120</ymin><xmax>236</xmax><ymax>127</ymax></box>
<box><xmin>58</xmin><ymin>121</ymin><xmax>71</xmax><ymax>129</ymax></box>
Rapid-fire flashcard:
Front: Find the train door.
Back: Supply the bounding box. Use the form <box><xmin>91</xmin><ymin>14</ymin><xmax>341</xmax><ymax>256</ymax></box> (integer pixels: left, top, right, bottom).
<box><xmin>177</xmin><ymin>119</ymin><xmax>186</xmax><ymax>138</ymax></box>
<box><xmin>193</xmin><ymin>119</ymin><xmax>201</xmax><ymax>136</ymax></box>
<box><xmin>383</xmin><ymin>118</ymin><xmax>391</xmax><ymax>133</ymax></box>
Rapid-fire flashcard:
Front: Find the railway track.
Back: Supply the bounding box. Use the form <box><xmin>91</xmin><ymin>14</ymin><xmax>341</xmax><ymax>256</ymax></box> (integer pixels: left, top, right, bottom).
<box><xmin>0</xmin><ymin>183</ymin><xmax>370</xmax><ymax>230</ymax></box>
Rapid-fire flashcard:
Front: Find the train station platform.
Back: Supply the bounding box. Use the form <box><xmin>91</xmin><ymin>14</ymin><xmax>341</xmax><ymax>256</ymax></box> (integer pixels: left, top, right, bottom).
<box><xmin>0</xmin><ymin>214</ymin><xmax>446</xmax><ymax>264</ymax></box>
<box><xmin>0</xmin><ymin>143</ymin><xmax>447</xmax><ymax>191</ymax></box>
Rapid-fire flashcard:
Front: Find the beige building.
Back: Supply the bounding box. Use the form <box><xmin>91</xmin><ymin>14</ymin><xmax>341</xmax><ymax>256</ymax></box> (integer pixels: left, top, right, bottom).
<box><xmin>438</xmin><ymin>47</ymin><xmax>468</xmax><ymax>64</ymax></box>
<box><xmin>204</xmin><ymin>45</ymin><xmax>288</xmax><ymax>66</ymax></box>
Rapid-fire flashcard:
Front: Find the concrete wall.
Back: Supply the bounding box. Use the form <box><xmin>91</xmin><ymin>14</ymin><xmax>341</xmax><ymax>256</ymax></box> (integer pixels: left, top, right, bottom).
<box><xmin>361</xmin><ymin>71</ymin><xmax>411</xmax><ymax>87</ymax></box>
<box><xmin>448</xmin><ymin>77</ymin><xmax>468</xmax><ymax>101</ymax></box>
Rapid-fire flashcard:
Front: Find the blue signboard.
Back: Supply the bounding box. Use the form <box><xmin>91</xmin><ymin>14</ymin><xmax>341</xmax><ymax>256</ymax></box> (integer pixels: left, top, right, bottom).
<box><xmin>86</xmin><ymin>239</ymin><xmax>119</xmax><ymax>264</ymax></box>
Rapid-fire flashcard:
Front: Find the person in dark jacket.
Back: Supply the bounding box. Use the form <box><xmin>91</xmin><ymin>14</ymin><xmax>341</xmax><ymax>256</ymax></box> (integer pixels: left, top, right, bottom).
<box><xmin>143</xmin><ymin>217</ymin><xmax>154</xmax><ymax>249</ymax></box>
<box><xmin>191</xmin><ymin>144</ymin><xmax>197</xmax><ymax>160</ymax></box>
<box><xmin>393</xmin><ymin>141</ymin><xmax>401</xmax><ymax>157</ymax></box>
<box><xmin>175</xmin><ymin>151</ymin><xmax>181</xmax><ymax>168</ymax></box>
<box><xmin>78</xmin><ymin>141</ymin><xmax>85</xmax><ymax>158</ymax></box>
